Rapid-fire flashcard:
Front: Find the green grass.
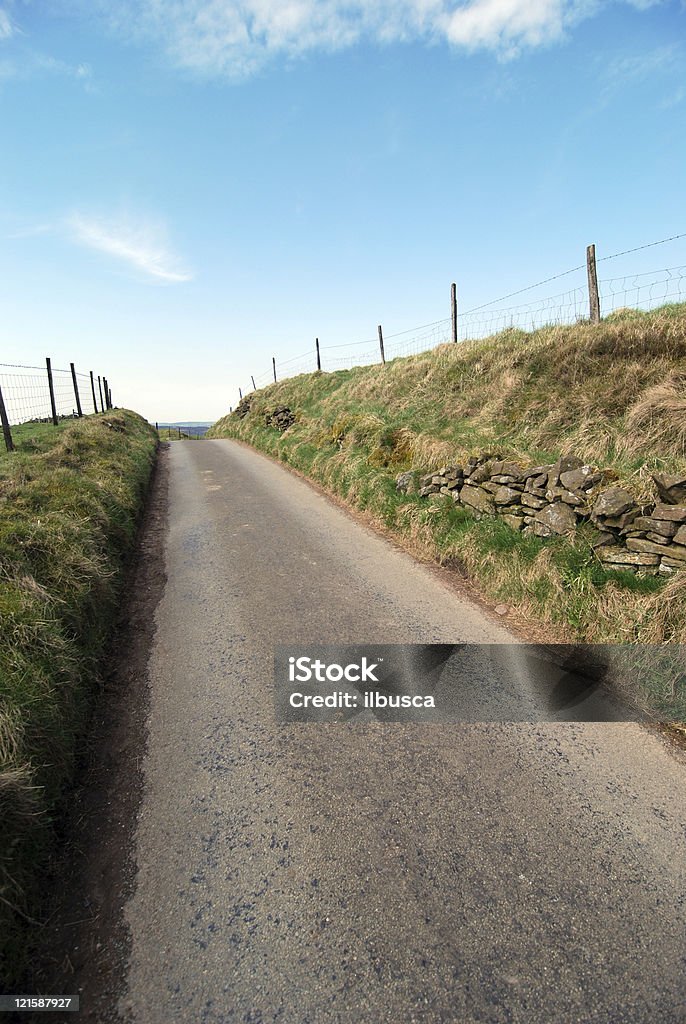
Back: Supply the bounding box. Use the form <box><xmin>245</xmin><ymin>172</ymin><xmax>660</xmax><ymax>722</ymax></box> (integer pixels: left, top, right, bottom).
<box><xmin>208</xmin><ymin>304</ymin><xmax>686</xmax><ymax>678</ymax></box>
<box><xmin>0</xmin><ymin>410</ymin><xmax>157</xmax><ymax>984</ymax></box>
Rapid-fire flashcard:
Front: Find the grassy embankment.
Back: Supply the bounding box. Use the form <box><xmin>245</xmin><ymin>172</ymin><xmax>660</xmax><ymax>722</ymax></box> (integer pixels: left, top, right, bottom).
<box><xmin>209</xmin><ymin>305</ymin><xmax>686</xmax><ymax>715</ymax></box>
<box><xmin>0</xmin><ymin>410</ymin><xmax>157</xmax><ymax>983</ymax></box>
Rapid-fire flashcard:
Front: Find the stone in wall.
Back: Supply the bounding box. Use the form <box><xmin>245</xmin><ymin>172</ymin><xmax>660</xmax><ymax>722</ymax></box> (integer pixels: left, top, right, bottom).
<box><xmin>652</xmin><ymin>473</ymin><xmax>686</xmax><ymax>505</ymax></box>
<box><xmin>459</xmin><ymin>484</ymin><xmax>495</xmax><ymax>515</ymax></box>
<box><xmin>534</xmin><ymin>503</ymin><xmax>577</xmax><ymax>536</ymax></box>
<box><xmin>591</xmin><ymin>488</ymin><xmax>636</xmax><ymax>518</ymax></box>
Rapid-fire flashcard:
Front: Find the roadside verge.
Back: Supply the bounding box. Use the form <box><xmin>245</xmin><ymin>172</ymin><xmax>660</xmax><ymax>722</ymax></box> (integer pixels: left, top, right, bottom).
<box><xmin>0</xmin><ymin>410</ymin><xmax>157</xmax><ymax>986</ymax></box>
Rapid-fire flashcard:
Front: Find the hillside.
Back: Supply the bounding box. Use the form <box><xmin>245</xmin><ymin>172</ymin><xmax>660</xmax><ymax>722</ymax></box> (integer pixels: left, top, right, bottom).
<box><xmin>209</xmin><ymin>304</ymin><xmax>686</xmax><ymax>696</ymax></box>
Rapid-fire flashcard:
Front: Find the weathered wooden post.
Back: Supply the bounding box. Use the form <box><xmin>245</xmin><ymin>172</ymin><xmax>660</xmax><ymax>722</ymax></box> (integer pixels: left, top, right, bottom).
<box><xmin>251</xmin><ymin>376</ymin><xmax>256</xmax><ymax>391</ymax></box>
<box><xmin>316</xmin><ymin>338</ymin><xmax>321</xmax><ymax>371</ymax></box>
<box><xmin>0</xmin><ymin>384</ymin><xmax>14</xmax><ymax>451</ymax></box>
<box><xmin>103</xmin><ymin>377</ymin><xmax>110</xmax><ymax>410</ymax></box>
<box><xmin>239</xmin><ymin>387</ymin><xmax>243</xmax><ymax>400</ymax></box>
<box><xmin>272</xmin><ymin>357</ymin><xmax>277</xmax><ymax>382</ymax></box>
<box><xmin>70</xmin><ymin>363</ymin><xmax>83</xmax><ymax>417</ymax></box>
<box><xmin>378</xmin><ymin>325</ymin><xmax>386</xmax><ymax>365</ymax></box>
<box><xmin>89</xmin><ymin>371</ymin><xmax>98</xmax><ymax>413</ymax></box>
<box><xmin>98</xmin><ymin>375</ymin><xmax>104</xmax><ymax>412</ymax></box>
<box><xmin>587</xmin><ymin>244</ymin><xmax>600</xmax><ymax>323</ymax></box>
<box><xmin>46</xmin><ymin>358</ymin><xmax>58</xmax><ymax>425</ymax></box>
<box><xmin>451</xmin><ymin>282</ymin><xmax>458</xmax><ymax>343</ymax></box>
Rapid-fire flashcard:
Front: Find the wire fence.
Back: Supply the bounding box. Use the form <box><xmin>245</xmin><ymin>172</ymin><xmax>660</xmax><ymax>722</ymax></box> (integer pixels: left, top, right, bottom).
<box><xmin>0</xmin><ymin>359</ymin><xmax>114</xmax><ymax>452</ymax></box>
<box><xmin>232</xmin><ymin>233</ymin><xmax>686</xmax><ymax>409</ymax></box>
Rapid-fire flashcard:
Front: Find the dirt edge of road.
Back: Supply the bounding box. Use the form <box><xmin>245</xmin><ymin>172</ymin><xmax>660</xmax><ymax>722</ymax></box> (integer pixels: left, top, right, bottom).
<box><xmin>22</xmin><ymin>444</ymin><xmax>170</xmax><ymax>1024</ymax></box>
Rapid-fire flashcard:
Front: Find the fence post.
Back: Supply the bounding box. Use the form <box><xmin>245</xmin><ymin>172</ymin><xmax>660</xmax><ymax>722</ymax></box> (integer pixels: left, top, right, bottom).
<box><xmin>89</xmin><ymin>371</ymin><xmax>98</xmax><ymax>413</ymax></box>
<box><xmin>451</xmin><ymin>283</ymin><xmax>458</xmax><ymax>343</ymax></box>
<box><xmin>98</xmin><ymin>376</ymin><xmax>104</xmax><ymax>412</ymax></box>
<box><xmin>103</xmin><ymin>377</ymin><xmax>110</xmax><ymax>410</ymax></box>
<box><xmin>0</xmin><ymin>384</ymin><xmax>14</xmax><ymax>452</ymax></box>
<box><xmin>587</xmin><ymin>244</ymin><xmax>600</xmax><ymax>323</ymax></box>
<box><xmin>251</xmin><ymin>376</ymin><xmax>256</xmax><ymax>391</ymax></box>
<box><xmin>70</xmin><ymin>363</ymin><xmax>83</xmax><ymax>417</ymax></box>
<box><xmin>46</xmin><ymin>358</ymin><xmax>58</xmax><ymax>425</ymax></box>
<box><xmin>316</xmin><ymin>338</ymin><xmax>321</xmax><ymax>371</ymax></box>
<box><xmin>272</xmin><ymin>357</ymin><xmax>277</xmax><ymax>382</ymax></box>
<box><xmin>378</xmin><ymin>325</ymin><xmax>386</xmax><ymax>365</ymax></box>
<box><xmin>239</xmin><ymin>387</ymin><xmax>243</xmax><ymax>400</ymax></box>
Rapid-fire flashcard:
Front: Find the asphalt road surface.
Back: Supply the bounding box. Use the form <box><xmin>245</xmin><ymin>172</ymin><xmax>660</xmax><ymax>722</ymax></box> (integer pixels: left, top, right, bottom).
<box><xmin>120</xmin><ymin>439</ymin><xmax>686</xmax><ymax>1023</ymax></box>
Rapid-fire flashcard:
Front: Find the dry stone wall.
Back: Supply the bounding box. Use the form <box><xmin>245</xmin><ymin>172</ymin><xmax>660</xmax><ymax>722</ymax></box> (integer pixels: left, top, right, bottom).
<box><xmin>396</xmin><ymin>457</ymin><xmax>686</xmax><ymax>575</ymax></box>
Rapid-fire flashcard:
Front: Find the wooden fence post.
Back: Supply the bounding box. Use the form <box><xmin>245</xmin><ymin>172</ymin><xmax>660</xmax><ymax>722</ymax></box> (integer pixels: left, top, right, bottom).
<box><xmin>46</xmin><ymin>358</ymin><xmax>58</xmax><ymax>425</ymax></box>
<box><xmin>0</xmin><ymin>384</ymin><xmax>14</xmax><ymax>452</ymax></box>
<box><xmin>378</xmin><ymin>325</ymin><xmax>386</xmax><ymax>365</ymax></box>
<box><xmin>103</xmin><ymin>377</ymin><xmax>110</xmax><ymax>410</ymax></box>
<box><xmin>316</xmin><ymin>338</ymin><xmax>321</xmax><ymax>371</ymax></box>
<box><xmin>89</xmin><ymin>371</ymin><xmax>98</xmax><ymax>413</ymax></box>
<box><xmin>239</xmin><ymin>387</ymin><xmax>243</xmax><ymax>400</ymax></box>
<box><xmin>70</xmin><ymin>363</ymin><xmax>83</xmax><ymax>417</ymax></box>
<box><xmin>451</xmin><ymin>283</ymin><xmax>458</xmax><ymax>343</ymax></box>
<box><xmin>97</xmin><ymin>376</ymin><xmax>104</xmax><ymax>412</ymax></box>
<box><xmin>272</xmin><ymin>357</ymin><xmax>277</xmax><ymax>382</ymax></box>
<box><xmin>587</xmin><ymin>244</ymin><xmax>600</xmax><ymax>323</ymax></box>
<box><xmin>251</xmin><ymin>376</ymin><xmax>256</xmax><ymax>391</ymax></box>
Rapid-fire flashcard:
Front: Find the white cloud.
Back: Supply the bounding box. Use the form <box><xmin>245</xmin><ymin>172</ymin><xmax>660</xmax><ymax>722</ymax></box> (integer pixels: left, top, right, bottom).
<box><xmin>88</xmin><ymin>0</ymin><xmax>664</xmax><ymax>76</ymax></box>
<box><xmin>67</xmin><ymin>213</ymin><xmax>193</xmax><ymax>283</ymax></box>
<box><xmin>0</xmin><ymin>8</ymin><xmax>15</xmax><ymax>40</ymax></box>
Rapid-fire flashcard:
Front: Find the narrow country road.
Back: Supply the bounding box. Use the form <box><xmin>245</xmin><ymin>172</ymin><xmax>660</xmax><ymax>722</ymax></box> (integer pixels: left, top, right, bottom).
<box><xmin>120</xmin><ymin>439</ymin><xmax>685</xmax><ymax>1023</ymax></box>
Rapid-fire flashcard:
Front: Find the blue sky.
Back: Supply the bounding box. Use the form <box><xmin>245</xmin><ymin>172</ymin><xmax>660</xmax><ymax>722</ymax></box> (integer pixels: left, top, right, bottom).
<box><xmin>0</xmin><ymin>0</ymin><xmax>684</xmax><ymax>421</ymax></box>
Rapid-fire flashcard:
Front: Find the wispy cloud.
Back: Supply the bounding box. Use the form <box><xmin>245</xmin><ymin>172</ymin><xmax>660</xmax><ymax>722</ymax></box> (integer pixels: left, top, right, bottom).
<box><xmin>597</xmin><ymin>43</ymin><xmax>683</xmax><ymax>106</ymax></box>
<box><xmin>0</xmin><ymin>8</ymin><xmax>16</xmax><ymax>40</ymax></box>
<box><xmin>90</xmin><ymin>0</ymin><xmax>665</xmax><ymax>76</ymax></box>
<box><xmin>0</xmin><ymin>49</ymin><xmax>95</xmax><ymax>86</ymax></box>
<box><xmin>0</xmin><ymin>3</ymin><xmax>94</xmax><ymax>86</ymax></box>
<box><xmin>66</xmin><ymin>213</ymin><xmax>193</xmax><ymax>283</ymax></box>
<box><xmin>603</xmin><ymin>44</ymin><xmax>680</xmax><ymax>87</ymax></box>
